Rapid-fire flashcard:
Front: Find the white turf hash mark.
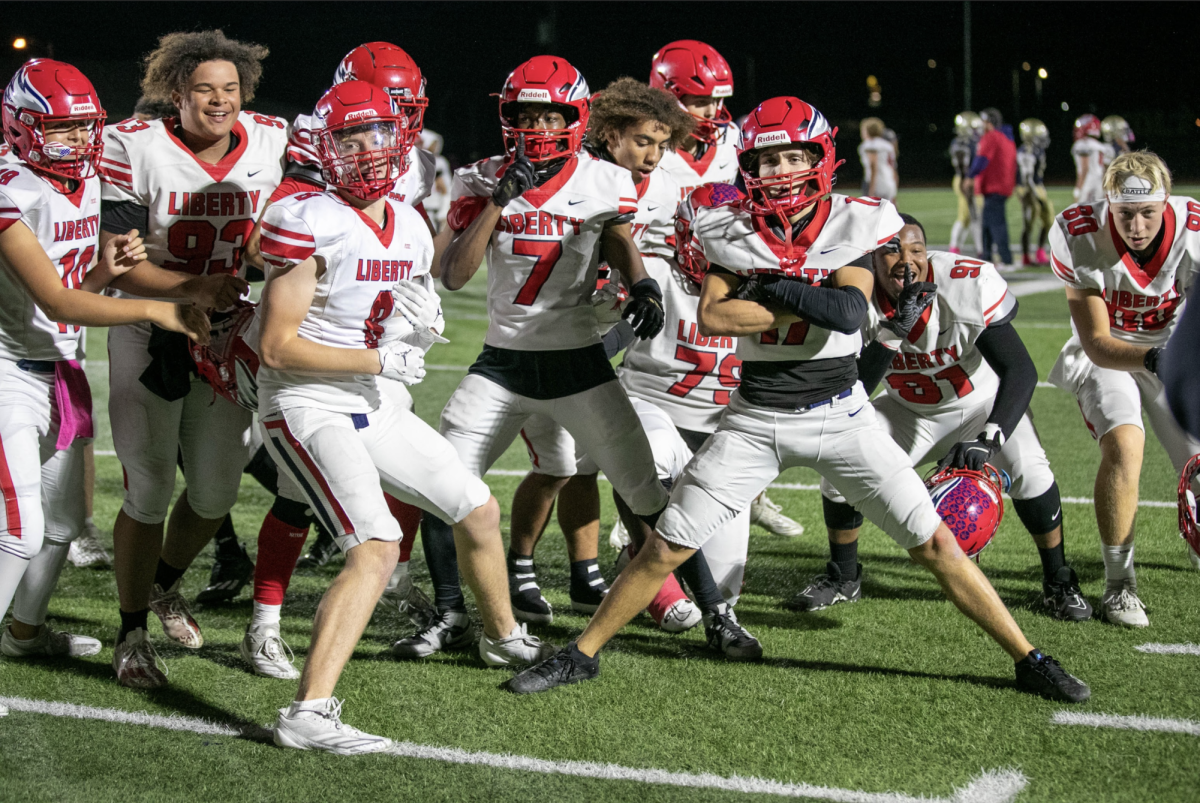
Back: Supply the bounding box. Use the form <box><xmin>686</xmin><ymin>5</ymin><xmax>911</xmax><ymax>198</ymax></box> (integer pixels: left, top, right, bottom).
<box><xmin>1135</xmin><ymin>643</ymin><xmax>1200</xmax><ymax>656</ymax></box>
<box><xmin>1052</xmin><ymin>711</ymin><xmax>1200</xmax><ymax>737</ymax></box>
<box><xmin>0</xmin><ymin>696</ymin><xmax>1028</xmax><ymax>802</ymax></box>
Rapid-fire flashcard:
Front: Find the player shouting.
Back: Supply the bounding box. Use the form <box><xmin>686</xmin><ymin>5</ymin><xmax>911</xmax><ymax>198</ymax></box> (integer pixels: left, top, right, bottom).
<box><xmin>511</xmin><ymin>96</ymin><xmax>1091</xmax><ymax>704</ymax></box>
<box><xmin>1049</xmin><ymin>150</ymin><xmax>1200</xmax><ymax>625</ymax></box>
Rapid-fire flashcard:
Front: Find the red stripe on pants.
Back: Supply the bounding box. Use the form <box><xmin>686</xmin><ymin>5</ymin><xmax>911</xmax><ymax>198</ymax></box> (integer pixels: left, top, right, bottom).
<box><xmin>386</xmin><ymin>494</ymin><xmax>422</xmax><ymax>563</ymax></box>
<box><xmin>0</xmin><ymin>434</ymin><xmax>23</xmax><ymax>538</ymax></box>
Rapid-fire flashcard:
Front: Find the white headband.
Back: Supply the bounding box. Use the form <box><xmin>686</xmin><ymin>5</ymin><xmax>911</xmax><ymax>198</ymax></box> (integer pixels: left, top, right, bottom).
<box><xmin>1106</xmin><ymin>174</ymin><xmax>1166</xmax><ymax>205</ymax></box>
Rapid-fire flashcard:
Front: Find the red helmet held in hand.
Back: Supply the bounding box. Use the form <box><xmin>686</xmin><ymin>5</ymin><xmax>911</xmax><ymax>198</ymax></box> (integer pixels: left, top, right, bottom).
<box><xmin>191</xmin><ymin>302</ymin><xmax>261</xmax><ymax>412</ymax></box>
<box><xmin>334</xmin><ymin>42</ymin><xmax>427</xmax><ymax>142</ymax></box>
<box><xmin>650</xmin><ymin>40</ymin><xmax>734</xmax><ymax>145</ymax></box>
<box><xmin>2</xmin><ymin>59</ymin><xmax>106</xmax><ymax>181</ymax></box>
<box><xmin>497</xmin><ymin>56</ymin><xmax>590</xmax><ymax>163</ymax></box>
<box><xmin>1177</xmin><ymin>455</ymin><xmax>1200</xmax><ymax>562</ymax></box>
<box><xmin>314</xmin><ymin>80</ymin><xmax>410</xmax><ymax>201</ymax></box>
<box><xmin>737</xmin><ymin>96</ymin><xmax>842</xmax><ymax>221</ymax></box>
<box><xmin>925</xmin><ymin>463</ymin><xmax>1007</xmax><ymax>558</ymax></box>
<box><xmin>674</xmin><ymin>182</ymin><xmax>745</xmax><ymax>285</ymax></box>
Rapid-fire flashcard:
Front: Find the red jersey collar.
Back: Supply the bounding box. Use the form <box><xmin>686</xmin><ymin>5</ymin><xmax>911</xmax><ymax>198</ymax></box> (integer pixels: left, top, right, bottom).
<box><xmin>519</xmin><ymin>154</ymin><xmax>579</xmax><ymax>209</ymax></box>
<box><xmin>677</xmin><ymin>141</ymin><xmax>718</xmax><ymax>178</ymax></box>
<box><xmin>340</xmin><ymin>196</ymin><xmax>395</xmax><ymax>247</ymax></box>
<box><xmin>163</xmin><ymin>117</ymin><xmax>249</xmax><ymax>183</ymax></box>
<box><xmin>1108</xmin><ymin>203</ymin><xmax>1177</xmax><ymax>289</ymax></box>
<box><xmin>750</xmin><ymin>196</ymin><xmax>833</xmax><ymax>265</ymax></box>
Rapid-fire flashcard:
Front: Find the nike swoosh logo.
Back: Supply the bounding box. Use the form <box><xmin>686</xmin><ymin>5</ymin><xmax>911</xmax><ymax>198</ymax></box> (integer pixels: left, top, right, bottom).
<box><xmin>820</xmin><ymin>247</ymin><xmax>843</xmax><ymax>255</ymax></box>
<box><xmin>647</xmin><ymin>205</ymin><xmax>659</xmax><ymax>211</ymax></box>
<box><xmin>248</xmin><ymin>169</ymin><xmax>262</xmax><ymax>177</ymax></box>
<box><xmin>568</xmin><ymin>199</ymin><xmax>585</xmax><ymax>205</ymax></box>
<box><xmin>717</xmin><ymin>163</ymin><xmax>731</xmax><ymax>169</ymax></box>
<box><xmin>849</xmin><ymin>406</ymin><xmax>864</xmax><ymax>417</ymax></box>
<box><xmin>939</xmin><ymin>327</ymin><xmax>951</xmax><ymax>335</ymax></box>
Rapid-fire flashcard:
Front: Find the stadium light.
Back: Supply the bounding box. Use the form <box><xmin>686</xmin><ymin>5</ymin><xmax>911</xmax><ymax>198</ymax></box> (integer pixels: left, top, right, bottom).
<box><xmin>1022</xmin><ymin>62</ymin><xmax>1031</xmax><ymax>71</ymax></box>
<box><xmin>12</xmin><ymin>37</ymin><xmax>27</xmax><ymax>50</ymax></box>
<box><xmin>1038</xmin><ymin>68</ymin><xmax>1048</xmax><ymax>79</ymax></box>
<box><xmin>927</xmin><ymin>59</ymin><xmax>936</xmax><ymax>69</ymax></box>
<box><xmin>1061</xmin><ymin>102</ymin><xmax>1070</xmax><ymax>111</ymax></box>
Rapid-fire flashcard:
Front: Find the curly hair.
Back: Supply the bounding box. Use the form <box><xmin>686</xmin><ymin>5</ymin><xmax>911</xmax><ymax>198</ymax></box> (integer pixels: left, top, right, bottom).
<box><xmin>141</xmin><ymin>30</ymin><xmax>269</xmax><ymax>103</ymax></box>
<box><xmin>587</xmin><ymin>77</ymin><xmax>695</xmax><ymax>150</ymax></box>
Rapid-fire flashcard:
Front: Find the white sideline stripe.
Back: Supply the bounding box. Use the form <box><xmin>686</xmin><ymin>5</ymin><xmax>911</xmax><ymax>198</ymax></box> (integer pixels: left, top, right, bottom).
<box><xmin>1036</xmin><ymin>381</ymin><xmax>1056</xmax><ymax>388</ymax></box>
<box><xmin>0</xmin><ymin>696</ymin><xmax>1027</xmax><ymax>803</ymax></box>
<box><xmin>1008</xmin><ymin>278</ymin><xmax>1065</xmax><ymax>297</ymax></box>
<box><xmin>1135</xmin><ymin>643</ymin><xmax>1200</xmax><ymax>656</ymax></box>
<box><xmin>1052</xmin><ymin>710</ymin><xmax>1200</xmax><ymax>737</ymax></box>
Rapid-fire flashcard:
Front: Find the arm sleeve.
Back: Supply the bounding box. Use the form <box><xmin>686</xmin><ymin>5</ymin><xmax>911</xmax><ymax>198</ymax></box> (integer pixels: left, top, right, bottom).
<box><xmin>99</xmin><ymin>199</ymin><xmax>149</xmax><ymax>236</ymax></box>
<box><xmin>974</xmin><ymin>321</ymin><xmax>1038</xmax><ymax>439</ymax></box>
<box><xmin>258</xmin><ymin>203</ymin><xmax>317</xmax><ymax>271</ymax></box>
<box><xmin>857</xmin><ymin>340</ymin><xmax>894</xmax><ymax>396</ymax></box>
<box><xmin>602</xmin><ymin>320</ymin><xmax>636</xmax><ymax>359</ymax></box>
<box><xmin>760</xmin><ymin>280</ymin><xmax>869</xmax><ymax>335</ymax></box>
<box><xmin>968</xmin><ymin>154</ymin><xmax>989</xmax><ymax>178</ymax></box>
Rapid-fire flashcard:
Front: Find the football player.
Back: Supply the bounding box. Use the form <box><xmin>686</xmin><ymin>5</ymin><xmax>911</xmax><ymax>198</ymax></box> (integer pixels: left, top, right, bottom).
<box><xmin>949</xmin><ymin>111</ymin><xmax>983</xmax><ymax>256</ymax></box>
<box><xmin>95</xmin><ymin>30</ymin><xmax>287</xmax><ymax>686</ymax></box>
<box><xmin>858</xmin><ymin>117</ymin><xmax>897</xmax><ymax>201</ymax></box>
<box><xmin>1101</xmin><ymin>116</ymin><xmax>1134</xmax><ymax>157</ymax></box>
<box><xmin>511</xmin><ymin>97</ymin><xmax>1090</xmax><ymax>704</ymax></box>
<box><xmin>395</xmin><ymin>56</ymin><xmax>673</xmax><ymax>660</ymax></box>
<box><xmin>1071</xmin><ymin>114</ymin><xmax>1107</xmax><ymax>202</ymax></box>
<box><xmin>795</xmin><ymin>213</ymin><xmax>1089</xmax><ymax>622</ymax></box>
<box><xmin>258</xmin><ymin>81</ymin><xmax>550</xmax><ymax>754</ymax></box>
<box><xmin>0</xmin><ymin>60</ymin><xmax>207</xmax><ymax>668</ymax></box>
<box><xmin>1016</xmin><ymin>119</ymin><xmax>1053</xmax><ymax>267</ymax></box>
<box><xmin>1048</xmin><ymin>150</ymin><xmax>1200</xmax><ymax>625</ymax></box>
<box><xmin>420</xmin><ymin>129</ymin><xmax>453</xmax><ymax>231</ymax></box>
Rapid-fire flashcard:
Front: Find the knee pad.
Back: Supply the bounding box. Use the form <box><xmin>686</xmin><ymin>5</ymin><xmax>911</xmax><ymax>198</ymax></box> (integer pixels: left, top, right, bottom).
<box><xmin>271</xmin><ymin>495</ymin><xmax>313</xmax><ymax>529</ymax></box>
<box><xmin>822</xmin><ymin>495</ymin><xmax>864</xmax><ymax>531</ymax></box>
<box><xmin>1012</xmin><ymin>481</ymin><xmax>1064</xmax><ymax>537</ymax></box>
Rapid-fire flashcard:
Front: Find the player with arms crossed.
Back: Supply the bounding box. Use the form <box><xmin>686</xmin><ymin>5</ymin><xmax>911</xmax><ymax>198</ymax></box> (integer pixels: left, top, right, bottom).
<box><xmin>795</xmin><ymin>213</ymin><xmax>1089</xmax><ymax>621</ymax></box>
<box><xmin>511</xmin><ymin>97</ymin><xmax>1090</xmax><ymax>703</ymax></box>
<box><xmin>0</xmin><ymin>60</ymin><xmax>208</xmax><ymax>703</ymax></box>
<box><xmin>1016</xmin><ymin>119</ymin><xmax>1054</xmax><ymax>267</ymax></box>
<box><xmin>1049</xmin><ymin>150</ymin><xmax>1200</xmax><ymax>626</ymax></box>
<box><xmin>395</xmin><ymin>56</ymin><xmax>672</xmax><ymax>659</ymax></box>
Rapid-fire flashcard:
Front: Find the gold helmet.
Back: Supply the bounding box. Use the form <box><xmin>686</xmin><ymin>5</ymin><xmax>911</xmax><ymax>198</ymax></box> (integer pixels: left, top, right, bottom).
<box><xmin>1019</xmin><ymin>118</ymin><xmax>1049</xmax><ymax>148</ymax></box>
<box><xmin>954</xmin><ymin>110</ymin><xmax>982</xmax><ymax>139</ymax></box>
<box><xmin>1101</xmin><ymin>115</ymin><xmax>1134</xmax><ymax>145</ymax></box>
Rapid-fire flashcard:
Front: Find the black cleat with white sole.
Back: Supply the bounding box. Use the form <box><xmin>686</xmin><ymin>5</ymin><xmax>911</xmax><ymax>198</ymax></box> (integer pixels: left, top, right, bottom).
<box><xmin>508</xmin><ymin>642</ymin><xmax>599</xmax><ymax>694</ymax></box>
<box><xmin>196</xmin><ymin>540</ymin><xmax>255</xmax><ymax>604</ymax></box>
<box><xmin>703</xmin><ymin>602</ymin><xmax>762</xmax><ymax>661</ymax></box>
<box><xmin>785</xmin><ymin>561</ymin><xmax>862</xmax><ymax>612</ymax></box>
<box><xmin>1014</xmin><ymin>649</ymin><xmax>1090</xmax><ymax>702</ymax></box>
<box><xmin>1042</xmin><ymin>566</ymin><xmax>1093</xmax><ymax>622</ymax></box>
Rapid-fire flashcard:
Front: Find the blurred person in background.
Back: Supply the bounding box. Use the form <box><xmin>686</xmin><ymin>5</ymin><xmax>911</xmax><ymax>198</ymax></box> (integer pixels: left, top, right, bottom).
<box><xmin>858</xmin><ymin>117</ymin><xmax>896</xmax><ymax>201</ymax></box>
<box><xmin>949</xmin><ymin>111</ymin><xmax>983</xmax><ymax>256</ymax></box>
<box><xmin>969</xmin><ymin>108</ymin><xmax>1016</xmax><ymax>270</ymax></box>
<box><xmin>1016</xmin><ymin>119</ymin><xmax>1053</xmax><ymax>267</ymax></box>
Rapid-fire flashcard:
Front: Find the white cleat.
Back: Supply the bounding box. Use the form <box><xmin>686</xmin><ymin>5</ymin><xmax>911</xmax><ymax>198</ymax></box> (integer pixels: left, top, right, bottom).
<box><xmin>274</xmin><ymin>698</ymin><xmax>393</xmax><ymax>756</ymax></box>
<box><xmin>657</xmin><ymin>599</ymin><xmax>702</xmax><ymax>633</ymax></box>
<box><xmin>149</xmin><ymin>580</ymin><xmax>204</xmax><ymax>649</ymax></box>
<box><xmin>750</xmin><ymin>494</ymin><xmax>805</xmax><ymax>538</ymax></box>
<box><xmin>68</xmin><ymin>523</ymin><xmax>112</xmax><ymax>568</ymax></box>
<box><xmin>392</xmin><ymin>609</ymin><xmax>475</xmax><ymax>659</ymax></box>
<box><xmin>2</xmin><ymin>626</ymin><xmax>101</xmax><ymax>658</ymax></box>
<box><xmin>113</xmin><ymin>628</ymin><xmax>169</xmax><ymax>689</ymax></box>
<box><xmin>240</xmin><ymin>626</ymin><xmax>300</xmax><ymax>680</ymax></box>
<box><xmin>478</xmin><ymin>622</ymin><xmax>556</xmax><ymax>667</ymax></box>
<box><xmin>1102</xmin><ymin>583</ymin><xmax>1149</xmax><ymax>628</ymax></box>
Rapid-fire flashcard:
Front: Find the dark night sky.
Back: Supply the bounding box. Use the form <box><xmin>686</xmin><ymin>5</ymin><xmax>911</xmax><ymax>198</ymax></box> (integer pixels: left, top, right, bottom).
<box><xmin>3</xmin><ymin>2</ymin><xmax>1197</xmax><ymax>183</ymax></box>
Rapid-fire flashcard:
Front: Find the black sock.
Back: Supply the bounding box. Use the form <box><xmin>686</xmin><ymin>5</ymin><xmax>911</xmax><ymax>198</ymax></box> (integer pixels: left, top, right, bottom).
<box><xmin>1038</xmin><ymin>542</ymin><xmax>1066</xmax><ymax>585</ymax></box>
<box><xmin>570</xmin><ymin>558</ymin><xmax>606</xmax><ymax>594</ymax></box>
<box><xmin>153</xmin><ymin>558</ymin><xmax>186</xmax><ymax>591</ymax></box>
<box><xmin>421</xmin><ymin>515</ymin><xmax>465</xmax><ymax>612</ymax></box>
<box><xmin>676</xmin><ymin>549</ymin><xmax>725</xmax><ymax>613</ymax></box>
<box><xmin>506</xmin><ymin>548</ymin><xmax>533</xmax><ymax>571</ymax></box>
<box><xmin>213</xmin><ymin>515</ymin><xmax>241</xmax><ymax>558</ymax></box>
<box><xmin>829</xmin><ymin>540</ymin><xmax>859</xmax><ymax>580</ymax></box>
<box><xmin>569</xmin><ymin>640</ymin><xmax>598</xmax><ymax>664</ymax></box>
<box><xmin>118</xmin><ymin>608</ymin><xmax>149</xmax><ymax>644</ymax></box>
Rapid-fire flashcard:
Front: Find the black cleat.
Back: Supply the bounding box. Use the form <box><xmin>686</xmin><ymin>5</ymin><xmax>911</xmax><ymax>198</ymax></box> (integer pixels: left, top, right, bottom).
<box><xmin>296</xmin><ymin>525</ymin><xmax>339</xmax><ymax>569</ymax></box>
<box><xmin>785</xmin><ymin>561</ymin><xmax>862</xmax><ymax>612</ymax></box>
<box><xmin>703</xmin><ymin>602</ymin><xmax>763</xmax><ymax>661</ymax></box>
<box><xmin>508</xmin><ymin>555</ymin><xmax>553</xmax><ymax>624</ymax></box>
<box><xmin>507</xmin><ymin>643</ymin><xmax>599</xmax><ymax>694</ymax></box>
<box><xmin>195</xmin><ymin>541</ymin><xmax>255</xmax><ymax>604</ymax></box>
<box><xmin>1042</xmin><ymin>566</ymin><xmax>1093</xmax><ymax>622</ymax></box>
<box><xmin>1015</xmin><ymin>650</ymin><xmax>1091</xmax><ymax>702</ymax></box>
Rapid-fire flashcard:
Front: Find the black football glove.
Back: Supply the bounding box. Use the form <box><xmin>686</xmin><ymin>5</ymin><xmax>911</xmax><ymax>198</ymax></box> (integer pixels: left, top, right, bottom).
<box><xmin>623</xmin><ymin>277</ymin><xmax>665</xmax><ymax>339</ymax></box>
<box><xmin>492</xmin><ymin>134</ymin><xmax>537</xmax><ymax>208</ymax></box>
<box><xmin>884</xmin><ymin>268</ymin><xmax>938</xmax><ymax>337</ymax></box>
<box><xmin>938</xmin><ymin>431</ymin><xmax>1002</xmax><ymax>473</ymax></box>
<box><xmin>735</xmin><ymin>274</ymin><xmax>781</xmax><ymax>303</ymax></box>
<box><xmin>1144</xmin><ymin>346</ymin><xmax>1164</xmax><ymax>378</ymax></box>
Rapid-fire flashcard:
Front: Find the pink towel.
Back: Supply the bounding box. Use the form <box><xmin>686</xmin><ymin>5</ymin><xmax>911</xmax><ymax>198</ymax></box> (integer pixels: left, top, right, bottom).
<box><xmin>54</xmin><ymin>359</ymin><xmax>94</xmax><ymax>451</ymax></box>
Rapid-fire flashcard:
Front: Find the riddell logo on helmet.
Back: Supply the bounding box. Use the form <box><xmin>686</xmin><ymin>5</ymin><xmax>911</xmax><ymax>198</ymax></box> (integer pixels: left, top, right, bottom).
<box><xmin>343</xmin><ymin>109</ymin><xmax>379</xmax><ymax>122</ymax></box>
<box><xmin>712</xmin><ymin>85</ymin><xmax>733</xmax><ymax>98</ymax></box>
<box><xmin>70</xmin><ymin>102</ymin><xmax>97</xmax><ymax>115</ymax></box>
<box><xmin>517</xmin><ymin>88</ymin><xmax>552</xmax><ymax>103</ymax></box>
<box><xmin>754</xmin><ymin>131</ymin><xmax>791</xmax><ymax>148</ymax></box>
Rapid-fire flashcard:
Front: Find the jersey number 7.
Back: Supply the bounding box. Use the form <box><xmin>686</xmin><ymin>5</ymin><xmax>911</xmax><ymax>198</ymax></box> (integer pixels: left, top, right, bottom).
<box><xmin>512</xmin><ymin>239</ymin><xmax>563</xmax><ymax>306</ymax></box>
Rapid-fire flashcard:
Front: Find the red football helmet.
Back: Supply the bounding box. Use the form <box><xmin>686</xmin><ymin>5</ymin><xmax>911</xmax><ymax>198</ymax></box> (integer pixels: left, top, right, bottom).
<box><xmin>925</xmin><ymin>464</ymin><xmax>1007</xmax><ymax>558</ymax></box>
<box><xmin>191</xmin><ymin>302</ymin><xmax>261</xmax><ymax>412</ymax></box>
<box><xmin>1073</xmin><ymin>113</ymin><xmax>1101</xmax><ymax>141</ymax></box>
<box><xmin>737</xmin><ymin>97</ymin><xmax>843</xmax><ymax>222</ymax></box>
<box><xmin>334</xmin><ymin>42</ymin><xmax>427</xmax><ymax>142</ymax></box>
<box><xmin>1177</xmin><ymin>455</ymin><xmax>1200</xmax><ymax>562</ymax></box>
<box><xmin>649</xmin><ymin>40</ymin><xmax>734</xmax><ymax>145</ymax></box>
<box><xmin>497</xmin><ymin>56</ymin><xmax>590</xmax><ymax>162</ymax></box>
<box><xmin>2</xmin><ymin>59</ymin><xmax>105</xmax><ymax>181</ymax></box>
<box><xmin>674</xmin><ymin>182</ymin><xmax>745</xmax><ymax>284</ymax></box>
<box><xmin>313</xmin><ymin>80</ymin><xmax>410</xmax><ymax>201</ymax></box>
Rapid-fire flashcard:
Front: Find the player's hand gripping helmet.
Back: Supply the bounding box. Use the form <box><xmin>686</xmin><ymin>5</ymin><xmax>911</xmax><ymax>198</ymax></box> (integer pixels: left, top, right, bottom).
<box><xmin>334</xmin><ymin>42</ymin><xmax>427</xmax><ymax>143</ymax></box>
<box><xmin>1100</xmin><ymin>115</ymin><xmax>1134</xmax><ymax>146</ymax></box>
<box><xmin>674</xmin><ymin>182</ymin><xmax>745</xmax><ymax>285</ymax></box>
<box><xmin>737</xmin><ymin>97</ymin><xmax>842</xmax><ymax>222</ymax></box>
<box><xmin>1177</xmin><ymin>455</ymin><xmax>1200</xmax><ymax>562</ymax></box>
<box><xmin>1018</xmin><ymin>118</ymin><xmax>1049</xmax><ymax>148</ymax></box>
<box><xmin>953</xmin><ymin>111</ymin><xmax>982</xmax><ymax>140</ymax></box>
<box><xmin>1073</xmin><ymin>113</ymin><xmax>1101</xmax><ymax>141</ymax></box>
<box><xmin>313</xmin><ymin>80</ymin><xmax>410</xmax><ymax>201</ymax></box>
<box><xmin>497</xmin><ymin>56</ymin><xmax>590</xmax><ymax>163</ymax></box>
<box><xmin>190</xmin><ymin>302</ymin><xmax>261</xmax><ymax>412</ymax></box>
<box><xmin>2</xmin><ymin>59</ymin><xmax>106</xmax><ymax>181</ymax></box>
<box><xmin>925</xmin><ymin>463</ymin><xmax>1007</xmax><ymax>558</ymax></box>
<box><xmin>649</xmin><ymin>40</ymin><xmax>734</xmax><ymax>146</ymax></box>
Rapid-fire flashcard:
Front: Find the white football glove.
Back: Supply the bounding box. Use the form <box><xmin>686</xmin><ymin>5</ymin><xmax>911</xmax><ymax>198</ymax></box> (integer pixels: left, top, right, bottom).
<box><xmin>591</xmin><ymin>279</ymin><xmax>628</xmax><ymax>326</ymax></box>
<box><xmin>377</xmin><ymin>341</ymin><xmax>427</xmax><ymax>386</ymax></box>
<box><xmin>393</xmin><ymin>273</ymin><xmax>449</xmax><ymax>352</ymax></box>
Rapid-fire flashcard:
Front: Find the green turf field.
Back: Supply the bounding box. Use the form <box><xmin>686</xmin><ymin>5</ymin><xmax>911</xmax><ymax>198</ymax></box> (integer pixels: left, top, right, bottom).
<box><xmin>3</xmin><ymin>187</ymin><xmax>1199</xmax><ymax>803</ymax></box>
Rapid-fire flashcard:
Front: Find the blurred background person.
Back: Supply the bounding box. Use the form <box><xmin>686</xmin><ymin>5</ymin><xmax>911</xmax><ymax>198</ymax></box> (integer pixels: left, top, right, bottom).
<box><xmin>949</xmin><ymin>111</ymin><xmax>983</xmax><ymax>256</ymax></box>
<box><xmin>969</xmin><ymin>108</ymin><xmax>1016</xmax><ymax>270</ymax></box>
<box><xmin>858</xmin><ymin>116</ymin><xmax>897</xmax><ymax>201</ymax></box>
<box><xmin>1016</xmin><ymin>118</ymin><xmax>1053</xmax><ymax>267</ymax></box>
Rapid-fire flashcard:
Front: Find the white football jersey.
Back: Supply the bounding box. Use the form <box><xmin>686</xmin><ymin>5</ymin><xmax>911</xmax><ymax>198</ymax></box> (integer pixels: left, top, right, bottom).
<box><xmin>866</xmin><ymin>251</ymin><xmax>1016</xmax><ymax>414</ymax></box>
<box><xmin>657</xmin><ymin>123</ymin><xmax>740</xmax><ymax>201</ymax></box>
<box><xmin>858</xmin><ymin>137</ymin><xmax>898</xmax><ymax>199</ymax></box>
<box><xmin>628</xmin><ymin>167</ymin><xmax>680</xmax><ymax>262</ymax></box>
<box><xmin>1070</xmin><ymin>137</ymin><xmax>1108</xmax><ymax>200</ymax></box>
<box><xmin>0</xmin><ymin>165</ymin><xmax>101</xmax><ymax>360</ymax></box>
<box><xmin>0</xmin><ymin>143</ymin><xmax>17</xmax><ymax>164</ymax></box>
<box><xmin>99</xmin><ymin>112</ymin><xmax>287</xmax><ymax>293</ymax></box>
<box><xmin>256</xmin><ymin>192</ymin><xmax>435</xmax><ymax>414</ymax></box>
<box><xmin>449</xmin><ymin>154</ymin><xmax>638</xmax><ymax>350</ymax></box>
<box><xmin>1049</xmin><ymin>196</ymin><xmax>1200</xmax><ymax>346</ymax></box>
<box><xmin>694</xmin><ymin>194</ymin><xmax>905</xmax><ymax>363</ymax></box>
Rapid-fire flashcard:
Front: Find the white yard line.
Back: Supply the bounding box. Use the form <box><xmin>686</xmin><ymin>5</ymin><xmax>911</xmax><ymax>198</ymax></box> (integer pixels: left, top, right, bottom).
<box><xmin>1008</xmin><ymin>278</ymin><xmax>1065</xmax><ymax>297</ymax></box>
<box><xmin>1135</xmin><ymin>643</ymin><xmax>1200</xmax><ymax>656</ymax></box>
<box><xmin>0</xmin><ymin>695</ymin><xmax>1026</xmax><ymax>803</ymax></box>
<box><xmin>1052</xmin><ymin>711</ymin><xmax>1200</xmax><ymax>737</ymax></box>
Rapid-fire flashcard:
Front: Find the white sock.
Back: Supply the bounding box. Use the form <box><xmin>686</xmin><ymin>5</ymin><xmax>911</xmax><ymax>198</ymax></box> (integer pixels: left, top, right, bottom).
<box><xmin>84</xmin><ymin>516</ymin><xmax>94</xmax><ymax>528</ymax></box>
<box><xmin>1102</xmin><ymin>543</ymin><xmax>1136</xmax><ymax>590</ymax></box>
<box><xmin>250</xmin><ymin>601</ymin><xmax>281</xmax><ymax>630</ymax></box>
<box><xmin>384</xmin><ymin>561</ymin><xmax>408</xmax><ymax>594</ymax></box>
<box><xmin>288</xmin><ymin>697</ymin><xmax>331</xmax><ymax>715</ymax></box>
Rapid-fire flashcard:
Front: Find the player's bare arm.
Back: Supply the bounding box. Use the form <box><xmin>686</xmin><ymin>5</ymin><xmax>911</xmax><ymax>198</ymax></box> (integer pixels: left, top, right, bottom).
<box><xmin>1066</xmin><ymin>285</ymin><xmax>1153</xmax><ymax>371</ymax></box>
<box><xmin>429</xmin><ymin>220</ymin><xmax>454</xmax><ymax>279</ymax></box>
<box><xmin>440</xmin><ymin>201</ymin><xmax>504</xmax><ymax>291</ymax></box>
<box><xmin>696</xmin><ymin>271</ymin><xmax>777</xmax><ymax>337</ymax></box>
<box><xmin>98</xmin><ymin>228</ymin><xmax>250</xmax><ymax>310</ymax></box>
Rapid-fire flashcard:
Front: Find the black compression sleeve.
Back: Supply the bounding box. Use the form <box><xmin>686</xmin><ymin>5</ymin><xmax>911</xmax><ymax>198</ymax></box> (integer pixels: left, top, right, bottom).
<box><xmin>284</xmin><ymin>160</ymin><xmax>325</xmax><ymax>186</ymax></box>
<box><xmin>975</xmin><ymin>321</ymin><xmax>1037</xmax><ymax>439</ymax></box>
<box><xmin>760</xmin><ymin>281</ymin><xmax>869</xmax><ymax>334</ymax></box>
<box><xmin>100</xmin><ymin>200</ymin><xmax>149</xmax><ymax>236</ymax></box>
<box><xmin>857</xmin><ymin>340</ymin><xmax>893</xmax><ymax>395</ymax></box>
<box><xmin>602</xmin><ymin>320</ymin><xmax>636</xmax><ymax>359</ymax></box>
